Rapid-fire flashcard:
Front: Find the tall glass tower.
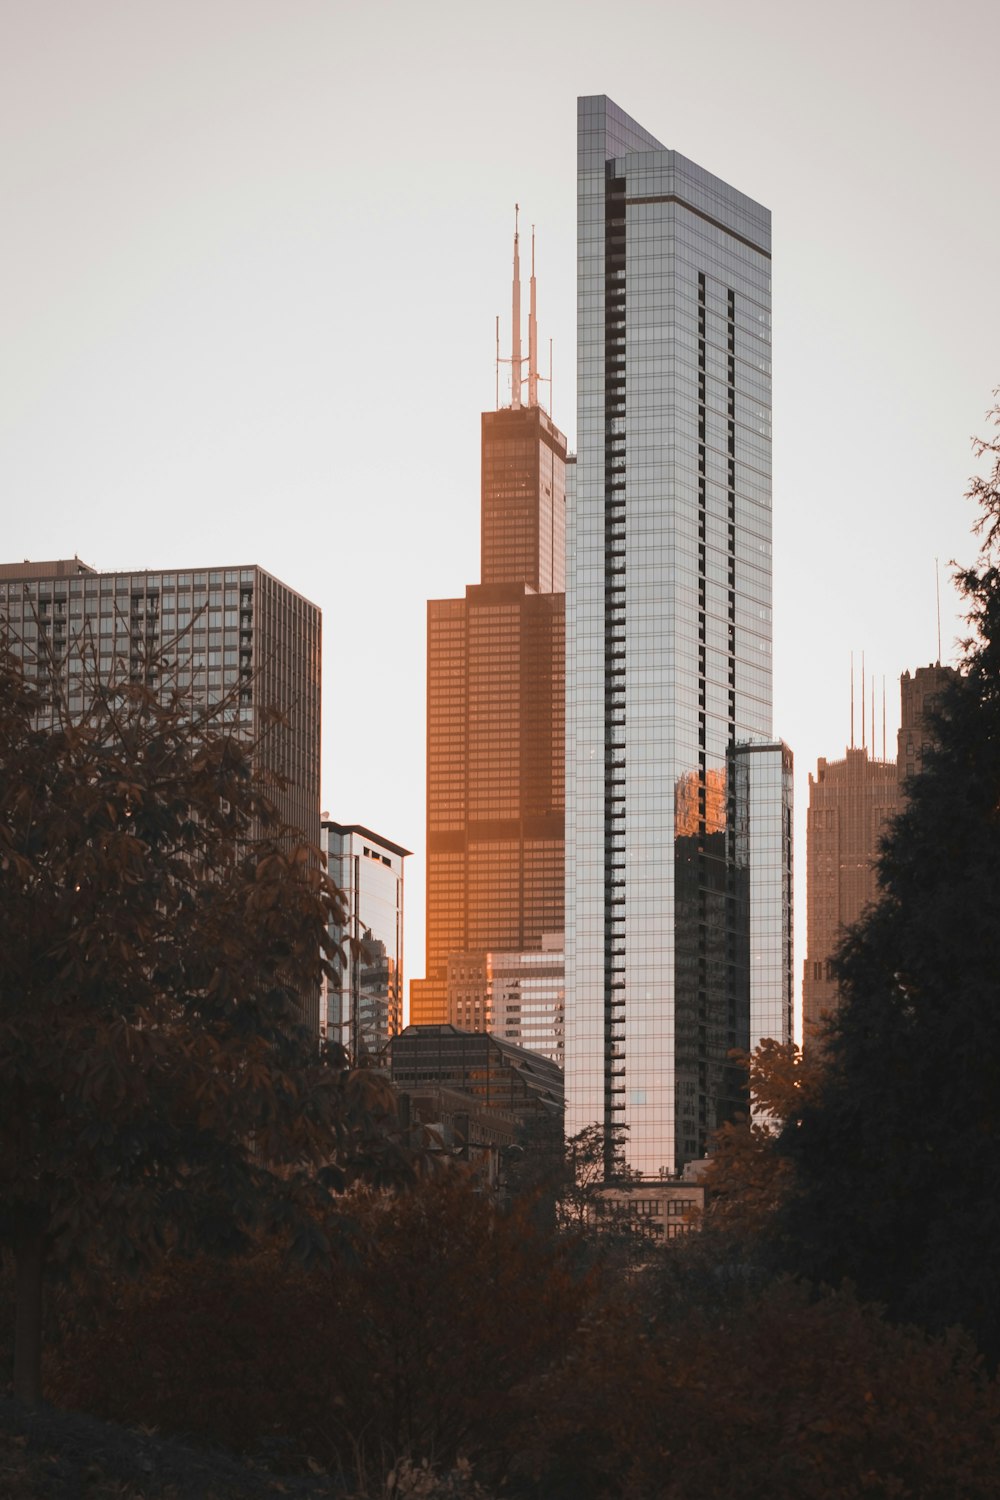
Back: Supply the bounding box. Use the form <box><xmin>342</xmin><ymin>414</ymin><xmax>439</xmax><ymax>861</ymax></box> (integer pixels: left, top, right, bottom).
<box><xmin>566</xmin><ymin>97</ymin><xmax>790</xmax><ymax>1177</ymax></box>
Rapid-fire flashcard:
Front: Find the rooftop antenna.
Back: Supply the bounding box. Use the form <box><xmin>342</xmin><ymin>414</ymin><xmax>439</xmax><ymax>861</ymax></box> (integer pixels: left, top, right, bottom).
<box><xmin>548</xmin><ymin>337</ymin><xmax>553</xmax><ymax>417</ymax></box>
<box><xmin>861</xmin><ymin>650</ymin><xmax>866</xmax><ymax>750</ymax></box>
<box><xmin>511</xmin><ymin>205</ymin><xmax>522</xmax><ymax>410</ymax></box>
<box><xmin>882</xmin><ymin>674</ymin><xmax>887</xmax><ymax>761</ymax></box>
<box><xmin>850</xmin><ymin>651</ymin><xmax>855</xmax><ymax>748</ymax></box>
<box><xmin>872</xmin><ymin>675</ymin><xmax>876</xmax><ymax>760</ymax></box>
<box><xmin>495</xmin><ymin>314</ymin><xmax>500</xmax><ymax>411</ymax></box>
<box><xmin>528</xmin><ymin>224</ymin><xmax>538</xmax><ymax>408</ymax></box>
<box><xmin>935</xmin><ymin>557</ymin><xmax>942</xmax><ymax>665</ymax></box>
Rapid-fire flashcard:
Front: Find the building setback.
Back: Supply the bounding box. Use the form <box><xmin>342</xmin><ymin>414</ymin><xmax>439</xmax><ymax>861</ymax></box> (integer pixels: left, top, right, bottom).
<box><xmin>566</xmin><ymin>97</ymin><xmax>791</xmax><ymax>1177</ymax></box>
<box><xmin>411</xmin><ymin>223</ymin><xmax>567</xmax><ymax>1026</ymax></box>
<box><xmin>0</xmin><ymin>557</ymin><xmax>322</xmax><ymax>1029</ymax></box>
<box><xmin>446</xmin><ymin>932</ymin><xmax>565</xmax><ymax>1068</ymax></box>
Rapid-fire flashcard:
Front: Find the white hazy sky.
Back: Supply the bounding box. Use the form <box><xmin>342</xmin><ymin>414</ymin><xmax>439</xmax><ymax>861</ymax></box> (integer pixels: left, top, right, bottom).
<box><xmin>3</xmin><ymin>0</ymin><xmax>999</xmax><ymax>1031</ymax></box>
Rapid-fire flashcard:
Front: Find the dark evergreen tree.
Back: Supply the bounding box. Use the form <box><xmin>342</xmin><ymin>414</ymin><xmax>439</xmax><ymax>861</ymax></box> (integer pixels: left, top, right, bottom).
<box><xmin>778</xmin><ymin>403</ymin><xmax>1000</xmax><ymax>1362</ymax></box>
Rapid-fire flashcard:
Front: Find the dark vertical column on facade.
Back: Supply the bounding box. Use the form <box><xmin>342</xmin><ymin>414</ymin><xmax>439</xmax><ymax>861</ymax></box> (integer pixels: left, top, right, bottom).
<box><xmin>675</xmin><ymin>273</ymin><xmax>749</xmax><ymax>1160</ymax></box>
<box><xmin>603</xmin><ymin>166</ymin><xmax>627</xmax><ymax>1172</ymax></box>
<box><xmin>721</xmin><ymin>285</ymin><xmax>748</xmax><ymax>1132</ymax></box>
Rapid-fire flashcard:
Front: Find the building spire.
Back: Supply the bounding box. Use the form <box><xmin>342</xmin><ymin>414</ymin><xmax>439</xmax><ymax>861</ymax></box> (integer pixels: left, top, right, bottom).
<box><xmin>511</xmin><ymin>204</ymin><xmax>522</xmax><ymax>410</ymax></box>
<box><xmin>528</xmin><ymin>224</ymin><xmax>538</xmax><ymax>408</ymax></box>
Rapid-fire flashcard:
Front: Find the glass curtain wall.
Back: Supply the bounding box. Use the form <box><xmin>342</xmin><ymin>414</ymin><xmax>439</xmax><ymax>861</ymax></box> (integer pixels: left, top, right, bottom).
<box><xmin>566</xmin><ymin>97</ymin><xmax>781</xmax><ymax>1176</ymax></box>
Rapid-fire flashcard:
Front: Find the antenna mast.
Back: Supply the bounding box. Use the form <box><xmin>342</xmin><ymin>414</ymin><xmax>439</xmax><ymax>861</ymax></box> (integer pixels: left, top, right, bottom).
<box><xmin>861</xmin><ymin>651</ymin><xmax>866</xmax><ymax>750</ymax></box>
<box><xmin>935</xmin><ymin>557</ymin><xmax>942</xmax><ymax>664</ymax></box>
<box><xmin>511</xmin><ymin>205</ymin><xmax>522</xmax><ymax>410</ymax></box>
<box><xmin>495</xmin><ymin>314</ymin><xmax>500</xmax><ymax>410</ymax></box>
<box><xmin>850</xmin><ymin>651</ymin><xmax>855</xmax><ymax>748</ymax></box>
<box><xmin>528</xmin><ymin>225</ymin><xmax>538</xmax><ymax>407</ymax></box>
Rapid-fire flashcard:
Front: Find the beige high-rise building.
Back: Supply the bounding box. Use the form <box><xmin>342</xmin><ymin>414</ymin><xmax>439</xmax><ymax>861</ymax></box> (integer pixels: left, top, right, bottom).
<box><xmin>0</xmin><ymin>557</ymin><xmax>323</xmax><ymax>1027</ymax></box>
<box><xmin>898</xmin><ymin>663</ymin><xmax>958</xmax><ymax>786</ymax></box>
<box><xmin>410</xmin><ymin>222</ymin><xmax>567</xmax><ymax>1027</ymax></box>
<box><xmin>803</xmin><ymin>662</ymin><xmax>959</xmax><ymax>1045</ymax></box>
<box><xmin>802</xmin><ymin>746</ymin><xmax>900</xmax><ymax>1042</ymax></box>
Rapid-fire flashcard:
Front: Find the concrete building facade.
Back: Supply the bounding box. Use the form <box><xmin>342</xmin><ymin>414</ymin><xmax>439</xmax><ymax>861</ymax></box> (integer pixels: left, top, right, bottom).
<box><xmin>321</xmin><ymin>820</ymin><xmax>408</xmax><ymax>1057</ymax></box>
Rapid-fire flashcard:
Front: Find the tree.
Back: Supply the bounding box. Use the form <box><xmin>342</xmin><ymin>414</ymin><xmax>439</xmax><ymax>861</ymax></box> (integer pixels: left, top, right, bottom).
<box><xmin>700</xmin><ymin>1039</ymin><xmax>823</xmax><ymax>1244</ymax></box>
<box><xmin>49</xmin><ymin>1176</ymin><xmax>594</xmax><ymax>1488</ymax></box>
<box><xmin>776</xmin><ymin>401</ymin><xmax>1000</xmax><ymax>1362</ymax></box>
<box><xmin>516</xmin><ymin>1275</ymin><xmax>1000</xmax><ymax>1499</ymax></box>
<box><xmin>0</xmin><ymin>638</ymin><xmax>413</xmax><ymax>1406</ymax></box>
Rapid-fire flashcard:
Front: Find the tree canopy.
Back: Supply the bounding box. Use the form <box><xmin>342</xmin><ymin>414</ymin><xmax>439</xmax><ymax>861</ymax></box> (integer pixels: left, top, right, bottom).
<box><xmin>0</xmin><ymin>639</ymin><xmax>412</xmax><ymax>1404</ymax></box>
<box><xmin>776</xmin><ymin>403</ymin><xmax>1000</xmax><ymax>1363</ymax></box>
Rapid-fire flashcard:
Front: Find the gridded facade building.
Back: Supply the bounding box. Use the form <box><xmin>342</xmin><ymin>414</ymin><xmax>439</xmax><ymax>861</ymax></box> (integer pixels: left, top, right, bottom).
<box><xmin>446</xmin><ymin>933</ymin><xmax>565</xmax><ymax>1067</ymax></box>
<box><xmin>322</xmin><ymin>820</ymin><xmax>408</xmax><ymax>1057</ymax></box>
<box><xmin>389</xmin><ymin>1023</ymin><xmax>564</xmax><ymax>1130</ymax></box>
<box><xmin>0</xmin><ymin>558</ymin><xmax>322</xmax><ymax>1023</ymax></box>
<box><xmin>802</xmin><ymin>747</ymin><xmax>900</xmax><ymax>1040</ymax></box>
<box><xmin>412</xmin><ymin>380</ymin><xmax>568</xmax><ymax>1025</ymax></box>
<box><xmin>566</xmin><ymin>98</ymin><xmax>790</xmax><ymax>1177</ymax></box>
<box><xmin>804</xmin><ymin>663</ymin><xmax>959</xmax><ymax>1044</ymax></box>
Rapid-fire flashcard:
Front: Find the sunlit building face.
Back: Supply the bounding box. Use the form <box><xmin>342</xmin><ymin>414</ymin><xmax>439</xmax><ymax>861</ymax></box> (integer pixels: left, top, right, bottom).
<box><xmin>565</xmin><ymin>97</ymin><xmax>791</xmax><ymax>1177</ymax></box>
<box><xmin>411</xmin><ymin>222</ymin><xmax>569</xmax><ymax>1032</ymax></box>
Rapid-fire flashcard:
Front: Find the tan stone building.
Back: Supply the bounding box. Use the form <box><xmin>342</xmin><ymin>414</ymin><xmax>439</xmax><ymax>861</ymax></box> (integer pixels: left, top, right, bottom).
<box><xmin>803</xmin><ymin>663</ymin><xmax>959</xmax><ymax>1046</ymax></box>
<box><xmin>898</xmin><ymin>664</ymin><xmax>958</xmax><ymax>785</ymax></box>
<box><xmin>802</xmin><ymin>747</ymin><xmax>900</xmax><ymax>1042</ymax></box>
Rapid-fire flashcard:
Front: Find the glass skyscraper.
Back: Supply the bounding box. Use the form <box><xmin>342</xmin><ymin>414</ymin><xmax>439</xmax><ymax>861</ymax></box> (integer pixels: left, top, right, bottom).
<box><xmin>566</xmin><ymin>97</ymin><xmax>791</xmax><ymax>1177</ymax></box>
<box><xmin>322</xmin><ymin>820</ymin><xmax>408</xmax><ymax>1057</ymax></box>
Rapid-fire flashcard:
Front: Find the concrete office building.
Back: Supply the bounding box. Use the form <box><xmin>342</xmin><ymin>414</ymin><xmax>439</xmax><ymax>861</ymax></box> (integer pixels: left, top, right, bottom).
<box><xmin>565</xmin><ymin>98</ymin><xmax>790</xmax><ymax>1177</ymax></box>
<box><xmin>411</xmin><ymin>222</ymin><xmax>567</xmax><ymax>1026</ymax></box>
<box><xmin>0</xmin><ymin>557</ymin><xmax>322</xmax><ymax>1026</ymax></box>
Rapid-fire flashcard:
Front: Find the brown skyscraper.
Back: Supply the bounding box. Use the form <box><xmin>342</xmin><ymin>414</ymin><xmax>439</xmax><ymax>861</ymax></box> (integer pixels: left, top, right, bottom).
<box><xmin>802</xmin><ymin>745</ymin><xmax>900</xmax><ymax>1042</ymax></box>
<box><xmin>803</xmin><ymin>662</ymin><xmax>959</xmax><ymax>1044</ymax></box>
<box><xmin>898</xmin><ymin>663</ymin><xmax>958</xmax><ymax>785</ymax></box>
<box><xmin>411</xmin><ymin>221</ymin><xmax>567</xmax><ymax>1026</ymax></box>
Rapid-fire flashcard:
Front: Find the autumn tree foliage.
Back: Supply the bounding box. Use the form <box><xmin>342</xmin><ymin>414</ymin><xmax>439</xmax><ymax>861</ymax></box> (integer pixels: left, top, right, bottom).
<box><xmin>49</xmin><ymin>1176</ymin><xmax>593</xmax><ymax>1486</ymax></box>
<box><xmin>513</xmin><ymin>1277</ymin><xmax>1000</xmax><ymax>1499</ymax></box>
<box><xmin>777</xmin><ymin>403</ymin><xmax>1000</xmax><ymax>1363</ymax></box>
<box><xmin>0</xmin><ymin>639</ymin><xmax>412</xmax><ymax>1407</ymax></box>
<box><xmin>699</xmin><ymin>1038</ymin><xmax>823</xmax><ymax>1244</ymax></box>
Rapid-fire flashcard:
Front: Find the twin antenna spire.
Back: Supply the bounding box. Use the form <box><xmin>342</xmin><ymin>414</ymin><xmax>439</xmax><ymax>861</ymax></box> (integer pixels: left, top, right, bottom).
<box><xmin>496</xmin><ymin>204</ymin><xmax>551</xmax><ymax>413</ymax></box>
<box><xmin>849</xmin><ymin>650</ymin><xmax>888</xmax><ymax>760</ymax></box>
